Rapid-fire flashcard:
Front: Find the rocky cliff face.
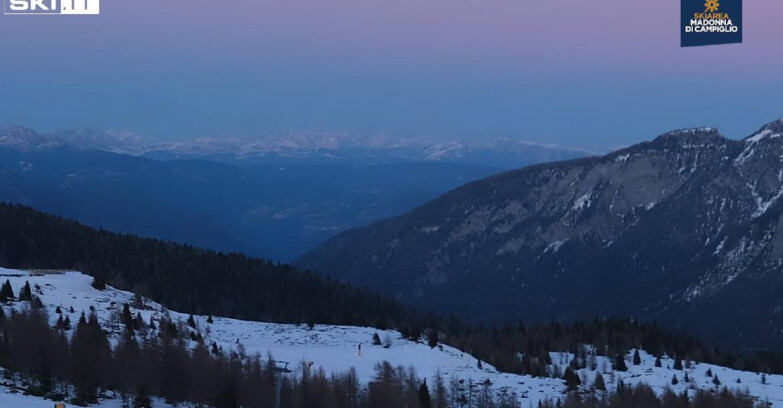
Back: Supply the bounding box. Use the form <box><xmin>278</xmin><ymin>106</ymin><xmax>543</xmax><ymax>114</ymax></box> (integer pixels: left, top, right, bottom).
<box><xmin>298</xmin><ymin>119</ymin><xmax>783</xmax><ymax>348</ymax></box>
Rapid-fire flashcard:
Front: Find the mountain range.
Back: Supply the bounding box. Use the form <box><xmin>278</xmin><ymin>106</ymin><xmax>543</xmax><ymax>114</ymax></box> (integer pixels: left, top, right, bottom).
<box><xmin>298</xmin><ymin>118</ymin><xmax>783</xmax><ymax>348</ymax></box>
<box><xmin>1</xmin><ymin>126</ymin><xmax>592</xmax><ymax>260</ymax></box>
<box><xmin>49</xmin><ymin>127</ymin><xmax>596</xmax><ymax>168</ymax></box>
<box><xmin>0</xmin><ymin>126</ymin><xmax>510</xmax><ymax>260</ymax></box>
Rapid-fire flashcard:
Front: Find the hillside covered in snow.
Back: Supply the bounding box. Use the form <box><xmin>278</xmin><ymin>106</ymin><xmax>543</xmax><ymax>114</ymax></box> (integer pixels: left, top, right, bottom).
<box><xmin>1</xmin><ymin>268</ymin><xmax>782</xmax><ymax>407</ymax></box>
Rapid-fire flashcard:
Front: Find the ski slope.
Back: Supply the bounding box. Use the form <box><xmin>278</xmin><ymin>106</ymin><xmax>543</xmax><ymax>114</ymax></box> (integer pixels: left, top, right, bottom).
<box><xmin>1</xmin><ymin>268</ymin><xmax>782</xmax><ymax>407</ymax></box>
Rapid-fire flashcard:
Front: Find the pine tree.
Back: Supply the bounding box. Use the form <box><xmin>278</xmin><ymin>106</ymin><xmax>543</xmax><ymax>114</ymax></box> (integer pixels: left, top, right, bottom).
<box><xmin>671</xmin><ymin>375</ymin><xmax>679</xmax><ymax>385</ymax></box>
<box><xmin>673</xmin><ymin>356</ymin><xmax>683</xmax><ymax>370</ymax></box>
<box><xmin>762</xmin><ymin>373</ymin><xmax>767</xmax><ymax>384</ymax></box>
<box><xmin>206</xmin><ymin>315</ymin><xmax>214</xmax><ymax>324</ymax></box>
<box><xmin>410</xmin><ymin>325</ymin><xmax>422</xmax><ymax>342</ymax></box>
<box><xmin>613</xmin><ymin>352</ymin><xmax>628</xmax><ymax>372</ymax></box>
<box><xmin>477</xmin><ymin>359</ymin><xmax>483</xmax><ymax>370</ymax></box>
<box><xmin>418</xmin><ymin>379</ymin><xmax>432</xmax><ymax>408</ymax></box>
<box><xmin>428</xmin><ymin>329</ymin><xmax>438</xmax><ymax>349</ymax></box>
<box><xmin>372</xmin><ymin>332</ymin><xmax>382</xmax><ymax>346</ymax></box>
<box><xmin>63</xmin><ymin>316</ymin><xmax>72</xmax><ymax>330</ymax></box>
<box><xmin>633</xmin><ymin>349</ymin><xmax>641</xmax><ymax>365</ymax></box>
<box><xmin>18</xmin><ymin>281</ymin><xmax>32</xmax><ymax>301</ymax></box>
<box><xmin>563</xmin><ymin>367</ymin><xmax>581</xmax><ymax>391</ymax></box>
<box><xmin>134</xmin><ymin>312</ymin><xmax>145</xmax><ymax>331</ymax></box>
<box><xmin>706</xmin><ymin>368</ymin><xmax>713</xmax><ymax>377</ymax></box>
<box><xmin>91</xmin><ymin>277</ymin><xmax>106</xmax><ymax>290</ymax></box>
<box><xmin>655</xmin><ymin>356</ymin><xmax>662</xmax><ymax>367</ymax></box>
<box><xmin>593</xmin><ymin>372</ymin><xmax>606</xmax><ymax>391</ymax></box>
<box><xmin>713</xmin><ymin>374</ymin><xmax>721</xmax><ymax>386</ymax></box>
<box><xmin>684</xmin><ymin>372</ymin><xmax>690</xmax><ymax>383</ymax></box>
<box><xmin>133</xmin><ymin>386</ymin><xmax>151</xmax><ymax>408</ymax></box>
<box><xmin>187</xmin><ymin>314</ymin><xmax>196</xmax><ymax>328</ymax></box>
<box><xmin>0</xmin><ymin>279</ymin><xmax>13</xmax><ymax>301</ymax></box>
<box><xmin>123</xmin><ymin>304</ymin><xmax>134</xmax><ymax>333</ymax></box>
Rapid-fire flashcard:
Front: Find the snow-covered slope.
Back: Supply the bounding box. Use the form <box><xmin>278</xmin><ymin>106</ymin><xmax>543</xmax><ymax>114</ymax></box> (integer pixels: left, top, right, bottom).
<box><xmin>1</xmin><ymin>268</ymin><xmax>782</xmax><ymax>406</ymax></box>
<box><xmin>0</xmin><ymin>391</ymin><xmax>174</xmax><ymax>408</ymax></box>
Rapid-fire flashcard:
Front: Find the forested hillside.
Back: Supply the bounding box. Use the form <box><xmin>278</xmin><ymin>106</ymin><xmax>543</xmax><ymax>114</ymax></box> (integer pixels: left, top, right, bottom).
<box><xmin>2</xmin><ymin>202</ymin><xmax>783</xmax><ymax>380</ymax></box>
<box><xmin>0</xmin><ymin>203</ymin><xmax>414</xmax><ymax>328</ymax></box>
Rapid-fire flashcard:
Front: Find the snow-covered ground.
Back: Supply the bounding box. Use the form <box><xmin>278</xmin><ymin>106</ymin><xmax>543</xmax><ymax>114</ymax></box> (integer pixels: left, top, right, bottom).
<box><xmin>1</xmin><ymin>267</ymin><xmax>782</xmax><ymax>407</ymax></box>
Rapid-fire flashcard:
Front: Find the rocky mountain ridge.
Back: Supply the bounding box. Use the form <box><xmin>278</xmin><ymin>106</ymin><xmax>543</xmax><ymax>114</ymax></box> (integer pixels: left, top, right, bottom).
<box><xmin>297</xmin><ymin>118</ymin><xmax>783</xmax><ymax>348</ymax></box>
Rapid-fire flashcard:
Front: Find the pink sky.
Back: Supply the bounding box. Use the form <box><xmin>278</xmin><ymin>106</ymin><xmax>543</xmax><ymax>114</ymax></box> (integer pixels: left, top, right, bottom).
<box><xmin>0</xmin><ymin>0</ymin><xmax>781</xmax><ymax>144</ymax></box>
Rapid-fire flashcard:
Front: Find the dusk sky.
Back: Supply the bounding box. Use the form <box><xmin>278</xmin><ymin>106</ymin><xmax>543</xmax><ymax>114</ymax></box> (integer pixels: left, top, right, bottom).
<box><xmin>1</xmin><ymin>0</ymin><xmax>782</xmax><ymax>149</ymax></box>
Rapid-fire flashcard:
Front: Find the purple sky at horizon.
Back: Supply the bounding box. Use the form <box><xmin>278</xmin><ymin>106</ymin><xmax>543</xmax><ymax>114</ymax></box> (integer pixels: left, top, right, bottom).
<box><xmin>0</xmin><ymin>0</ymin><xmax>782</xmax><ymax>148</ymax></box>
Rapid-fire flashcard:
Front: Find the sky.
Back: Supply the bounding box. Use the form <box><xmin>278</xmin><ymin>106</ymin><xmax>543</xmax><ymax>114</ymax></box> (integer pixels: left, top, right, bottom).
<box><xmin>0</xmin><ymin>0</ymin><xmax>782</xmax><ymax>149</ymax></box>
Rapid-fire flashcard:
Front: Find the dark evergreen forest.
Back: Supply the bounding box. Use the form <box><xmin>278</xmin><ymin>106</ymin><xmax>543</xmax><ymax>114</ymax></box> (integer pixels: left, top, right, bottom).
<box><xmin>1</xmin><ymin>201</ymin><xmax>783</xmax><ymax>389</ymax></box>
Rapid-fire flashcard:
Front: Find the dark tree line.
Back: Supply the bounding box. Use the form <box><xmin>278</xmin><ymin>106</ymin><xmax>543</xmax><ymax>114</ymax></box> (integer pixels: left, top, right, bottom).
<box><xmin>2</xmin><ymin>302</ymin><xmax>760</xmax><ymax>408</ymax></box>
<box><xmin>442</xmin><ymin>318</ymin><xmax>783</xmax><ymax>377</ymax></box>
<box><xmin>539</xmin><ymin>383</ymin><xmax>759</xmax><ymax>408</ymax></box>
<box><xmin>0</xmin><ymin>203</ymin><xmax>420</xmax><ymax>329</ymax></box>
<box><xmin>2</xmin><ymin>202</ymin><xmax>783</xmax><ymax>382</ymax></box>
<box><xmin>0</xmin><ymin>303</ymin><xmax>507</xmax><ymax>408</ymax></box>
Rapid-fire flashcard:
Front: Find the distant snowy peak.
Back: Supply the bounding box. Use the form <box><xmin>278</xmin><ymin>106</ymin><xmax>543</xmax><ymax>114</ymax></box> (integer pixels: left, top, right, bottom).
<box><xmin>745</xmin><ymin>118</ymin><xmax>783</xmax><ymax>143</ymax></box>
<box><xmin>1</xmin><ymin>126</ymin><xmax>598</xmax><ymax>168</ymax></box>
<box><xmin>744</xmin><ymin>119</ymin><xmax>783</xmax><ymax>144</ymax></box>
<box><xmin>649</xmin><ymin>127</ymin><xmax>726</xmax><ymax>150</ymax></box>
<box><xmin>0</xmin><ymin>126</ymin><xmax>65</xmax><ymax>150</ymax></box>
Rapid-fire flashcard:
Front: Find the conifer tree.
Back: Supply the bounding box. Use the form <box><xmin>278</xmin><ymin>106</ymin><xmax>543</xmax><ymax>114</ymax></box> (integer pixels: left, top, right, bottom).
<box><xmin>18</xmin><ymin>281</ymin><xmax>32</xmax><ymax>301</ymax></box>
<box><xmin>372</xmin><ymin>332</ymin><xmax>382</xmax><ymax>346</ymax></box>
<box><xmin>123</xmin><ymin>304</ymin><xmax>134</xmax><ymax>332</ymax></box>
<box><xmin>428</xmin><ymin>329</ymin><xmax>439</xmax><ymax>349</ymax></box>
<box><xmin>187</xmin><ymin>314</ymin><xmax>196</xmax><ymax>328</ymax></box>
<box><xmin>91</xmin><ymin>277</ymin><xmax>106</xmax><ymax>290</ymax></box>
<box><xmin>134</xmin><ymin>312</ymin><xmax>145</xmax><ymax>331</ymax></box>
<box><xmin>633</xmin><ymin>349</ymin><xmax>641</xmax><ymax>365</ymax></box>
<box><xmin>673</xmin><ymin>356</ymin><xmax>683</xmax><ymax>370</ymax></box>
<box><xmin>671</xmin><ymin>375</ymin><xmax>679</xmax><ymax>385</ymax></box>
<box><xmin>613</xmin><ymin>352</ymin><xmax>628</xmax><ymax>372</ymax></box>
<box><xmin>418</xmin><ymin>379</ymin><xmax>432</xmax><ymax>408</ymax></box>
<box><xmin>133</xmin><ymin>386</ymin><xmax>151</xmax><ymax>408</ymax></box>
<box><xmin>593</xmin><ymin>372</ymin><xmax>606</xmax><ymax>391</ymax></box>
<box><xmin>563</xmin><ymin>367</ymin><xmax>581</xmax><ymax>391</ymax></box>
<box><xmin>655</xmin><ymin>356</ymin><xmax>662</xmax><ymax>367</ymax></box>
<box><xmin>0</xmin><ymin>279</ymin><xmax>13</xmax><ymax>301</ymax></box>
